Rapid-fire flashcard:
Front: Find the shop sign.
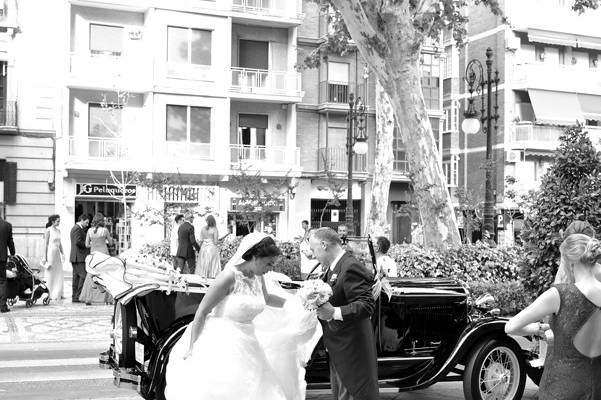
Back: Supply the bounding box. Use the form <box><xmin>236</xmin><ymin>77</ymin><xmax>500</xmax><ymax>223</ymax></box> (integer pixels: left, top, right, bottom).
<box><xmin>76</xmin><ymin>183</ymin><xmax>137</xmax><ymax>198</ymax></box>
<box><xmin>230</xmin><ymin>197</ymin><xmax>285</xmax><ymax>212</ymax></box>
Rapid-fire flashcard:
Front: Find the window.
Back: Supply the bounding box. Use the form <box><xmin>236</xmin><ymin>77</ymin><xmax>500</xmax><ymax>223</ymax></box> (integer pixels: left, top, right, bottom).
<box><xmin>430</xmin><ymin>117</ymin><xmax>441</xmax><ymax>150</ymax></box>
<box><xmin>166</xmin><ymin>105</ymin><xmax>211</xmax><ymax>144</ymax></box>
<box><xmin>392</xmin><ymin>123</ymin><xmax>408</xmax><ymax>173</ymax></box>
<box><xmin>443</xmin><ymin>46</ymin><xmax>453</xmax><ymax>79</ymax></box>
<box><xmin>535</xmin><ymin>45</ymin><xmax>546</xmax><ymax>62</ymax></box>
<box><xmin>237</xmin><ymin>114</ymin><xmax>268</xmax><ymax>160</ymax></box>
<box><xmin>442</xmin><ymin>155</ymin><xmax>459</xmax><ymax>187</ymax></box>
<box><xmin>443</xmin><ymin>101</ymin><xmax>459</xmax><ymax>132</ymax></box>
<box><xmin>167</xmin><ymin>27</ymin><xmax>212</xmax><ymax>66</ymax></box>
<box><xmin>421</xmin><ymin>53</ymin><xmax>440</xmax><ymax>110</ymax></box>
<box><xmin>90</xmin><ymin>24</ymin><xmax>123</xmax><ymax>56</ymax></box>
<box><xmin>326</xmin><ymin>62</ymin><xmax>350</xmax><ymax>103</ymax></box>
<box><xmin>88</xmin><ymin>103</ymin><xmax>122</xmax><ymax>138</ymax></box>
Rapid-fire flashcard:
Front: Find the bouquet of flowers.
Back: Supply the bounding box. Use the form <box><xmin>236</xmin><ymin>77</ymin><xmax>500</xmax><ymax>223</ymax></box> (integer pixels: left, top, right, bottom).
<box><xmin>297</xmin><ymin>279</ymin><xmax>333</xmax><ymax>311</ymax></box>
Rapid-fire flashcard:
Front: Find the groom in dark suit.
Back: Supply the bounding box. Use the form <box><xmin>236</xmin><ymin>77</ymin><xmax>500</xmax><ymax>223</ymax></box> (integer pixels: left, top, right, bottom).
<box><xmin>309</xmin><ymin>227</ymin><xmax>378</xmax><ymax>400</ymax></box>
<box><xmin>70</xmin><ymin>214</ymin><xmax>90</xmax><ymax>302</ymax></box>
<box><xmin>176</xmin><ymin>212</ymin><xmax>200</xmax><ymax>274</ymax></box>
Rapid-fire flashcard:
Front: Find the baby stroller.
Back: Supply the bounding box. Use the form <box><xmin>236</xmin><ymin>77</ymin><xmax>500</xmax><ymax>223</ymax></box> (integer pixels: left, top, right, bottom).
<box><xmin>5</xmin><ymin>254</ymin><xmax>50</xmax><ymax>308</ymax></box>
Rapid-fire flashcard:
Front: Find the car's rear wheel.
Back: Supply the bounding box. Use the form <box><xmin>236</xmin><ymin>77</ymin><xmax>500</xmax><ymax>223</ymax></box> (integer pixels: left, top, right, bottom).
<box><xmin>463</xmin><ymin>338</ymin><xmax>526</xmax><ymax>400</ymax></box>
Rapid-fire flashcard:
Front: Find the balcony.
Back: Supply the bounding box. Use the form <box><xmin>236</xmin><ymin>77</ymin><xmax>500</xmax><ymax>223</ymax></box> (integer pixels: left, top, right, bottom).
<box><xmin>0</xmin><ymin>101</ymin><xmax>17</xmax><ymax>129</ymax></box>
<box><xmin>510</xmin><ymin>123</ymin><xmax>601</xmax><ymax>151</ymax></box>
<box><xmin>230</xmin><ymin>68</ymin><xmax>302</xmax><ymax>101</ymax></box>
<box><xmin>230</xmin><ymin>145</ymin><xmax>300</xmax><ymax>171</ymax></box>
<box><xmin>230</xmin><ymin>0</ymin><xmax>304</xmax><ymax>25</ymax></box>
<box><xmin>69</xmin><ymin>53</ymin><xmax>152</xmax><ymax>92</ymax></box>
<box><xmin>512</xmin><ymin>63</ymin><xmax>601</xmax><ymax>96</ymax></box>
<box><xmin>317</xmin><ymin>147</ymin><xmax>367</xmax><ymax>175</ymax></box>
<box><xmin>166</xmin><ymin>142</ymin><xmax>212</xmax><ymax>160</ymax></box>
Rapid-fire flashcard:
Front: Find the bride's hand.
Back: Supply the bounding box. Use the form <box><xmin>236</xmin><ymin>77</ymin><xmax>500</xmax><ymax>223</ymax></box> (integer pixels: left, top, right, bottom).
<box><xmin>183</xmin><ymin>347</ymin><xmax>193</xmax><ymax>360</ymax></box>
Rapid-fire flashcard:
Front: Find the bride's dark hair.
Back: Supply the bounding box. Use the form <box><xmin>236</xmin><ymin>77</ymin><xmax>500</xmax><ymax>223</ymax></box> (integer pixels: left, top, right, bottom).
<box><xmin>241</xmin><ymin>236</ymin><xmax>281</xmax><ymax>261</ymax></box>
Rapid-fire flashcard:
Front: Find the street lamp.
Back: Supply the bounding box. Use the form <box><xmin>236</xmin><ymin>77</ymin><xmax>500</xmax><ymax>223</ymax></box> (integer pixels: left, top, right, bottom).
<box><xmin>462</xmin><ymin>47</ymin><xmax>500</xmax><ymax>242</ymax></box>
<box><xmin>346</xmin><ymin>93</ymin><xmax>367</xmax><ymax>235</ymax></box>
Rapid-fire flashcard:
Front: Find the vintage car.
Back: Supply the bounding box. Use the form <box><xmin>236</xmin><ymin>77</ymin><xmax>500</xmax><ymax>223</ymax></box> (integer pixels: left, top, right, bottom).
<box><xmin>97</xmin><ymin>238</ymin><xmax>543</xmax><ymax>400</ymax></box>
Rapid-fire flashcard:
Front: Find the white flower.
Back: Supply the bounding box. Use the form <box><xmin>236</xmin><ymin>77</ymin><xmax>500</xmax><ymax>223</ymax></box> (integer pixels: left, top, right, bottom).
<box><xmin>297</xmin><ymin>279</ymin><xmax>333</xmax><ymax>311</ymax></box>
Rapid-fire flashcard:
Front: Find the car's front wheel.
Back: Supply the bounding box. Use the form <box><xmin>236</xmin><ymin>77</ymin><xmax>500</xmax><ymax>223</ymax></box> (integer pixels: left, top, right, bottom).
<box><xmin>463</xmin><ymin>338</ymin><xmax>526</xmax><ymax>400</ymax></box>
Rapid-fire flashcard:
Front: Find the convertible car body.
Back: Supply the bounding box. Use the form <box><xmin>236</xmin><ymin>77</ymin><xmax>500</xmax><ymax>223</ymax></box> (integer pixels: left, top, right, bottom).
<box><xmin>100</xmin><ymin>275</ymin><xmax>542</xmax><ymax>400</ymax></box>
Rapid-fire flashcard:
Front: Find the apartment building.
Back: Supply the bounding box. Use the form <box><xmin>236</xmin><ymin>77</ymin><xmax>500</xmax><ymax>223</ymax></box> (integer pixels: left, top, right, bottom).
<box><xmin>0</xmin><ymin>0</ymin><xmax>58</xmax><ymax>260</ymax></box>
<box><xmin>296</xmin><ymin>2</ymin><xmax>444</xmax><ymax>244</ymax></box>
<box><xmin>55</xmin><ymin>0</ymin><xmax>304</xmax><ymax>249</ymax></box>
<box><xmin>443</xmin><ymin>0</ymin><xmax>601</xmax><ymax>243</ymax></box>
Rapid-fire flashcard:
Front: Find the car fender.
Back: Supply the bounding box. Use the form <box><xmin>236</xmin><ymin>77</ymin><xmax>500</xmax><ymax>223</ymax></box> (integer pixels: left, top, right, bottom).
<box><xmin>400</xmin><ymin>317</ymin><xmax>517</xmax><ymax>391</ymax></box>
<box><xmin>145</xmin><ymin>316</ymin><xmax>193</xmax><ymax>396</ymax></box>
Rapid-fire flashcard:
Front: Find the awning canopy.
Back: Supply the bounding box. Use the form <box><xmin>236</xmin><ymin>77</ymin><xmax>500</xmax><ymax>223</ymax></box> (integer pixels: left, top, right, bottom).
<box><xmin>528</xmin><ymin>90</ymin><xmax>585</xmax><ymax>125</ymax></box>
<box><xmin>577</xmin><ymin>36</ymin><xmax>601</xmax><ymax>51</ymax></box>
<box><xmin>528</xmin><ymin>29</ymin><xmax>577</xmax><ymax>47</ymax></box>
<box><xmin>578</xmin><ymin>94</ymin><xmax>601</xmax><ymax>120</ymax></box>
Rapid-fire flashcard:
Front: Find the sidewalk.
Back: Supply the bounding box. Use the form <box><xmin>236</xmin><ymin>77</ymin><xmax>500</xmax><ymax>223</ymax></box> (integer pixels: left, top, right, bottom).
<box><xmin>0</xmin><ymin>276</ymin><xmax>113</xmax><ymax>347</ymax></box>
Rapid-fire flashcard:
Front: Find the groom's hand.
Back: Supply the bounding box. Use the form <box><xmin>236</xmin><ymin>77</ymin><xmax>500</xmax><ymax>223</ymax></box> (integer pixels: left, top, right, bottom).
<box><xmin>317</xmin><ymin>302</ymin><xmax>335</xmax><ymax>321</ymax></box>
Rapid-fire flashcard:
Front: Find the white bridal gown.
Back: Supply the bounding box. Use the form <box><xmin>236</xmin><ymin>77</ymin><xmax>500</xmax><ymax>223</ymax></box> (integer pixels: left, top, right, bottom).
<box><xmin>165</xmin><ymin>269</ymin><xmax>321</xmax><ymax>400</ymax></box>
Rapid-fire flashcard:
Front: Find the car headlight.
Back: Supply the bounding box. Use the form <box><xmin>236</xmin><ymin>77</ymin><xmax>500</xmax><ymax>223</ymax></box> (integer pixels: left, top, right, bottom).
<box><xmin>475</xmin><ymin>293</ymin><xmax>496</xmax><ymax>309</ymax></box>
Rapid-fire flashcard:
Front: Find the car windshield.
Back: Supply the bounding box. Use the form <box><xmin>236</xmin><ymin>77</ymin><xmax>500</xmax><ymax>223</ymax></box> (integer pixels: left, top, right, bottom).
<box><xmin>344</xmin><ymin>236</ymin><xmax>377</xmax><ymax>276</ymax></box>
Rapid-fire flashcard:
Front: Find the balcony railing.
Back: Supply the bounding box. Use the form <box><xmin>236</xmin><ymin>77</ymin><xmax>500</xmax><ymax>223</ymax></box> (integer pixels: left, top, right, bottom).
<box><xmin>69</xmin><ymin>137</ymin><xmax>128</xmax><ymax>159</ymax></box>
<box><xmin>319</xmin><ymin>80</ymin><xmax>354</xmax><ymax>104</ymax></box>
<box><xmin>69</xmin><ymin>53</ymin><xmax>151</xmax><ymax>90</ymax></box>
<box><xmin>513</xmin><ymin>63</ymin><xmax>601</xmax><ymax>95</ymax></box>
<box><xmin>511</xmin><ymin>123</ymin><xmax>601</xmax><ymax>151</ymax></box>
<box><xmin>0</xmin><ymin>101</ymin><xmax>17</xmax><ymax>127</ymax></box>
<box><xmin>231</xmin><ymin>0</ymin><xmax>303</xmax><ymax>19</ymax></box>
<box><xmin>231</xmin><ymin>68</ymin><xmax>302</xmax><ymax>97</ymax></box>
<box><xmin>318</xmin><ymin>147</ymin><xmax>367</xmax><ymax>173</ymax></box>
<box><xmin>230</xmin><ymin>145</ymin><xmax>300</xmax><ymax>167</ymax></box>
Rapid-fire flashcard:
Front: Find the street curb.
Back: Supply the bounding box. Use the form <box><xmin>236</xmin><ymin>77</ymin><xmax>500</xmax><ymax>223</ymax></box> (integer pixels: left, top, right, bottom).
<box><xmin>0</xmin><ymin>341</ymin><xmax>109</xmax><ymax>352</ymax></box>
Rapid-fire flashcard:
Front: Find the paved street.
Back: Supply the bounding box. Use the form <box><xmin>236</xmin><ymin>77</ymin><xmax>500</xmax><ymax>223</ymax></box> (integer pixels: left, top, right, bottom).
<box><xmin>0</xmin><ymin>278</ymin><xmax>539</xmax><ymax>400</ymax></box>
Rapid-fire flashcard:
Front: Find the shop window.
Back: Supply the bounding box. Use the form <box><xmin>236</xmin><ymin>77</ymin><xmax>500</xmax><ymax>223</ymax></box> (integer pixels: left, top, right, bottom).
<box><xmin>166</xmin><ymin>105</ymin><xmax>211</xmax><ymax>144</ymax></box>
<box><xmin>90</xmin><ymin>24</ymin><xmax>123</xmax><ymax>56</ymax></box>
<box><xmin>167</xmin><ymin>26</ymin><xmax>212</xmax><ymax>66</ymax></box>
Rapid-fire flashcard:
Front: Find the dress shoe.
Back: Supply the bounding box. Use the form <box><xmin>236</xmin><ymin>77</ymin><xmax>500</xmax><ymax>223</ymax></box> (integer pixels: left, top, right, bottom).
<box><xmin>0</xmin><ymin>307</ymin><xmax>10</xmax><ymax>313</ymax></box>
<box><xmin>72</xmin><ymin>299</ymin><xmax>81</xmax><ymax>303</ymax></box>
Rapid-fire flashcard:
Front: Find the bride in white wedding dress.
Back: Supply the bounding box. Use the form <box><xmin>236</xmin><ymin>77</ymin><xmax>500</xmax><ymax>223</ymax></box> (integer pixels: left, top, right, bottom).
<box><xmin>164</xmin><ymin>232</ymin><xmax>321</xmax><ymax>400</ymax></box>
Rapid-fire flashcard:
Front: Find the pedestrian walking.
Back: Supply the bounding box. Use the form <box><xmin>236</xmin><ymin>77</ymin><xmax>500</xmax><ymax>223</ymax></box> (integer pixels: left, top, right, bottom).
<box><xmin>80</xmin><ymin>212</ymin><xmax>113</xmax><ymax>305</ymax></box>
<box><xmin>43</xmin><ymin>214</ymin><xmax>66</xmax><ymax>301</ymax></box>
<box><xmin>0</xmin><ymin>215</ymin><xmax>16</xmax><ymax>313</ymax></box>
<box><xmin>170</xmin><ymin>214</ymin><xmax>184</xmax><ymax>268</ymax></box>
<box><xmin>175</xmin><ymin>212</ymin><xmax>200</xmax><ymax>274</ymax></box>
<box><xmin>69</xmin><ymin>214</ymin><xmax>90</xmax><ymax>303</ymax></box>
<box><xmin>298</xmin><ymin>220</ymin><xmax>318</xmax><ymax>279</ymax></box>
<box><xmin>196</xmin><ymin>215</ymin><xmax>221</xmax><ymax>278</ymax></box>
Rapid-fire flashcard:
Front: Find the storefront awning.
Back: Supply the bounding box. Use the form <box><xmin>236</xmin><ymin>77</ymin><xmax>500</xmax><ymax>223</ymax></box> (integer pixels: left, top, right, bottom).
<box><xmin>577</xmin><ymin>36</ymin><xmax>601</xmax><ymax>51</ymax></box>
<box><xmin>528</xmin><ymin>90</ymin><xmax>585</xmax><ymax>125</ymax></box>
<box><xmin>528</xmin><ymin>29</ymin><xmax>577</xmax><ymax>47</ymax></box>
<box><xmin>578</xmin><ymin>94</ymin><xmax>601</xmax><ymax>120</ymax></box>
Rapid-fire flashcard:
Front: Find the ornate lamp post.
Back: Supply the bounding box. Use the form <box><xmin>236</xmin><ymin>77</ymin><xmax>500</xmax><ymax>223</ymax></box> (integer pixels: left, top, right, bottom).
<box><xmin>462</xmin><ymin>48</ymin><xmax>500</xmax><ymax>242</ymax></box>
<box><xmin>345</xmin><ymin>93</ymin><xmax>368</xmax><ymax>235</ymax></box>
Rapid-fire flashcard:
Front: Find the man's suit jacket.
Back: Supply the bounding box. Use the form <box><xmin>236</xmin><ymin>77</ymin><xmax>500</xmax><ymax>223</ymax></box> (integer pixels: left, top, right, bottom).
<box><xmin>69</xmin><ymin>224</ymin><xmax>89</xmax><ymax>263</ymax></box>
<box><xmin>321</xmin><ymin>252</ymin><xmax>379</xmax><ymax>400</ymax></box>
<box><xmin>0</xmin><ymin>218</ymin><xmax>16</xmax><ymax>262</ymax></box>
<box><xmin>176</xmin><ymin>221</ymin><xmax>199</xmax><ymax>259</ymax></box>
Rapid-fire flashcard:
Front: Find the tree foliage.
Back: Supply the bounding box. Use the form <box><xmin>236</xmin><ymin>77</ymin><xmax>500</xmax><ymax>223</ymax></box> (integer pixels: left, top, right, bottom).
<box><xmin>520</xmin><ymin>126</ymin><xmax>601</xmax><ymax>294</ymax></box>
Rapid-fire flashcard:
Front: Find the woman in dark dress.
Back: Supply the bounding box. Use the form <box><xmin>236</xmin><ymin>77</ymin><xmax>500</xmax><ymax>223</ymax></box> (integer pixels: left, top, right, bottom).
<box><xmin>506</xmin><ymin>233</ymin><xmax>601</xmax><ymax>400</ymax></box>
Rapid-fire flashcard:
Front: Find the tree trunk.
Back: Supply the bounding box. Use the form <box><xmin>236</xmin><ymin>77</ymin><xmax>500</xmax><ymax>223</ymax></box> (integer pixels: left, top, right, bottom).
<box><xmin>329</xmin><ymin>0</ymin><xmax>461</xmax><ymax>249</ymax></box>
<box><xmin>366</xmin><ymin>81</ymin><xmax>394</xmax><ymax>239</ymax></box>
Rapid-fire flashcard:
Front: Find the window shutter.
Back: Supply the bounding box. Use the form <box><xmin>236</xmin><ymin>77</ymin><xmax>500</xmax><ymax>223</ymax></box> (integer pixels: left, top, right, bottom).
<box><xmin>3</xmin><ymin>162</ymin><xmax>16</xmax><ymax>204</ymax></box>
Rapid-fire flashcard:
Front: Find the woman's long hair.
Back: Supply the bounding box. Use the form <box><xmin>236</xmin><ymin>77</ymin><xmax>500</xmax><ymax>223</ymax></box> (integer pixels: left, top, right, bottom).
<box><xmin>205</xmin><ymin>215</ymin><xmax>216</xmax><ymax>229</ymax></box>
<box><xmin>46</xmin><ymin>214</ymin><xmax>60</xmax><ymax>228</ymax></box>
<box><xmin>91</xmin><ymin>212</ymin><xmax>105</xmax><ymax>234</ymax></box>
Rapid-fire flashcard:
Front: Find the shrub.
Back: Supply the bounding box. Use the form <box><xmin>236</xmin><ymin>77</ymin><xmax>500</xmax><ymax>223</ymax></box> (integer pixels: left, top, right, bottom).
<box><xmin>469</xmin><ymin>280</ymin><xmax>535</xmax><ymax>316</ymax></box>
<box><xmin>520</xmin><ymin>126</ymin><xmax>601</xmax><ymax>295</ymax></box>
<box><xmin>388</xmin><ymin>242</ymin><xmax>521</xmax><ymax>283</ymax></box>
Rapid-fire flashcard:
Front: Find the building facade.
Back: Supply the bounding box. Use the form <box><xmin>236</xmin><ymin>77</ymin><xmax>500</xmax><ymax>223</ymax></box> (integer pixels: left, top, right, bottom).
<box><xmin>0</xmin><ymin>0</ymin><xmax>58</xmax><ymax>260</ymax></box>
<box><xmin>443</xmin><ymin>0</ymin><xmax>601</xmax><ymax>244</ymax></box>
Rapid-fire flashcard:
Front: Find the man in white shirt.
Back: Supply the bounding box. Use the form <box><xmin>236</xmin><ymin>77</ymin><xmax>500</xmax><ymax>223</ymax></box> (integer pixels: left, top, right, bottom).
<box><xmin>308</xmin><ymin>227</ymin><xmax>378</xmax><ymax>400</ymax></box>
<box><xmin>170</xmin><ymin>214</ymin><xmax>184</xmax><ymax>268</ymax></box>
